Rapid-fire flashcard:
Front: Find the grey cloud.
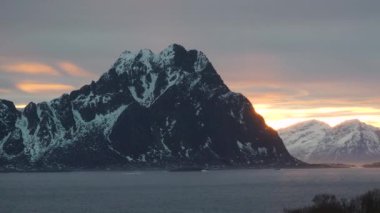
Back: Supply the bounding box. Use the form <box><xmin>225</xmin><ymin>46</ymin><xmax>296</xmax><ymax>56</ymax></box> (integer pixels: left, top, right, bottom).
<box><xmin>0</xmin><ymin>0</ymin><xmax>379</xmax><ymax>108</ymax></box>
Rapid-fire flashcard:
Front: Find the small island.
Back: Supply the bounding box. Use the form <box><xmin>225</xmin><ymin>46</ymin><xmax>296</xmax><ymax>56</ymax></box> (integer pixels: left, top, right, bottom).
<box><xmin>362</xmin><ymin>162</ymin><xmax>380</xmax><ymax>168</ymax></box>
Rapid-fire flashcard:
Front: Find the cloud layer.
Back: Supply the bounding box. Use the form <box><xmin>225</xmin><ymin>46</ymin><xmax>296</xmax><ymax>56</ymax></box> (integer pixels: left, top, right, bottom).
<box><xmin>1</xmin><ymin>62</ymin><xmax>59</xmax><ymax>76</ymax></box>
<box><xmin>0</xmin><ymin>0</ymin><xmax>379</xmax><ymax>128</ymax></box>
<box><xmin>16</xmin><ymin>82</ymin><xmax>75</xmax><ymax>94</ymax></box>
<box><xmin>58</xmin><ymin>61</ymin><xmax>95</xmax><ymax>78</ymax></box>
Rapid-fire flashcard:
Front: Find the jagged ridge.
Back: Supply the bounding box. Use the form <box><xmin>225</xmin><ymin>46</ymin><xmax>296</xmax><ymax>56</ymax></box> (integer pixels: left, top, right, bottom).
<box><xmin>0</xmin><ymin>44</ymin><xmax>300</xmax><ymax>170</ymax></box>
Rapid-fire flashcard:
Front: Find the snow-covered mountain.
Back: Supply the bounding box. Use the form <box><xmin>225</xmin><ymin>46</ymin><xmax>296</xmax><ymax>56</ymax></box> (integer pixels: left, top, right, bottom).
<box><xmin>0</xmin><ymin>44</ymin><xmax>300</xmax><ymax>170</ymax></box>
<box><xmin>279</xmin><ymin>120</ymin><xmax>380</xmax><ymax>164</ymax></box>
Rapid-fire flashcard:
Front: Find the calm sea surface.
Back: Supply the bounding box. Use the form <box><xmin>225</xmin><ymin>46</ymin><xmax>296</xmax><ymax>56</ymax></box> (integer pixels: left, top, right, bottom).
<box><xmin>0</xmin><ymin>168</ymin><xmax>379</xmax><ymax>213</ymax></box>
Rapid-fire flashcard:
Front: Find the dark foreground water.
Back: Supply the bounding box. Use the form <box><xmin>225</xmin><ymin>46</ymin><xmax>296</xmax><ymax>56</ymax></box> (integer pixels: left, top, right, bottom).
<box><xmin>0</xmin><ymin>168</ymin><xmax>380</xmax><ymax>213</ymax></box>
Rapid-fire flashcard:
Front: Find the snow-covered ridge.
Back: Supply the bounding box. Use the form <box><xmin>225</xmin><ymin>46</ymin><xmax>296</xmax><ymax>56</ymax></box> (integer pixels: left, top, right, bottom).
<box><xmin>279</xmin><ymin>119</ymin><xmax>380</xmax><ymax>164</ymax></box>
<box><xmin>117</xmin><ymin>44</ymin><xmax>210</xmax><ymax>70</ymax></box>
<box><xmin>0</xmin><ymin>44</ymin><xmax>214</xmax><ymax>162</ymax></box>
<box><xmin>111</xmin><ymin>44</ymin><xmax>210</xmax><ymax>107</ymax></box>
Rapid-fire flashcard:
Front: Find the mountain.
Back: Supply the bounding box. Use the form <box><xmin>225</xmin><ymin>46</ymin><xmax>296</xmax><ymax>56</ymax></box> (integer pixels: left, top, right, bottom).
<box><xmin>0</xmin><ymin>44</ymin><xmax>300</xmax><ymax>170</ymax></box>
<box><xmin>279</xmin><ymin>119</ymin><xmax>380</xmax><ymax>164</ymax></box>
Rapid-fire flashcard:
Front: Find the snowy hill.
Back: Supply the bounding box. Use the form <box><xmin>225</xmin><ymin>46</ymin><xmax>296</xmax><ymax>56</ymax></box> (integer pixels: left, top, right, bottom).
<box><xmin>279</xmin><ymin>120</ymin><xmax>380</xmax><ymax>164</ymax></box>
<box><xmin>0</xmin><ymin>44</ymin><xmax>300</xmax><ymax>170</ymax></box>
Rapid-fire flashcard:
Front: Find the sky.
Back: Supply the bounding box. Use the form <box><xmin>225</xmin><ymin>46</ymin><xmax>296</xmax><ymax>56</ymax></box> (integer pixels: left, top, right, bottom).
<box><xmin>1</xmin><ymin>0</ymin><xmax>380</xmax><ymax>129</ymax></box>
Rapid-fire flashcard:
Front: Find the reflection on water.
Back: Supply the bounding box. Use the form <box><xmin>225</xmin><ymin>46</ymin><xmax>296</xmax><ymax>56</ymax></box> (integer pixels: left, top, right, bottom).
<box><xmin>0</xmin><ymin>168</ymin><xmax>379</xmax><ymax>213</ymax></box>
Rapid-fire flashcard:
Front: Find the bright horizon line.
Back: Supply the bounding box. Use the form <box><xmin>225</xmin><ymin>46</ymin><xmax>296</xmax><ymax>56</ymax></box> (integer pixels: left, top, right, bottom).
<box><xmin>254</xmin><ymin>104</ymin><xmax>380</xmax><ymax>130</ymax></box>
<box><xmin>269</xmin><ymin>118</ymin><xmax>374</xmax><ymax>130</ymax></box>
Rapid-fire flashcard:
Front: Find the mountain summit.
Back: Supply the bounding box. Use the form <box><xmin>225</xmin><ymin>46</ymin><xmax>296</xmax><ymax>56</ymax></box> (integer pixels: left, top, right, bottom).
<box><xmin>279</xmin><ymin>119</ymin><xmax>380</xmax><ymax>164</ymax></box>
<box><xmin>0</xmin><ymin>44</ymin><xmax>300</xmax><ymax>170</ymax></box>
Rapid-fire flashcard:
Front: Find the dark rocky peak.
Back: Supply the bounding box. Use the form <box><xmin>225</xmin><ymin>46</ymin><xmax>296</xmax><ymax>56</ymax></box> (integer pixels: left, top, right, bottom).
<box><xmin>114</xmin><ymin>43</ymin><xmax>210</xmax><ymax>74</ymax></box>
<box><xmin>46</xmin><ymin>44</ymin><xmax>227</xmax><ymax>128</ymax></box>
<box><xmin>0</xmin><ymin>99</ymin><xmax>19</xmax><ymax>115</ymax></box>
<box><xmin>112</xmin><ymin>43</ymin><xmax>211</xmax><ymax>75</ymax></box>
<box><xmin>23</xmin><ymin>102</ymin><xmax>37</xmax><ymax>116</ymax></box>
<box><xmin>23</xmin><ymin>102</ymin><xmax>40</xmax><ymax>134</ymax></box>
<box><xmin>0</xmin><ymin>44</ymin><xmax>300</xmax><ymax>170</ymax></box>
<box><xmin>0</xmin><ymin>100</ymin><xmax>20</xmax><ymax>140</ymax></box>
<box><xmin>94</xmin><ymin>44</ymin><xmax>218</xmax><ymax>107</ymax></box>
<box><xmin>0</xmin><ymin>99</ymin><xmax>17</xmax><ymax>113</ymax></box>
<box><xmin>155</xmin><ymin>43</ymin><xmax>209</xmax><ymax>71</ymax></box>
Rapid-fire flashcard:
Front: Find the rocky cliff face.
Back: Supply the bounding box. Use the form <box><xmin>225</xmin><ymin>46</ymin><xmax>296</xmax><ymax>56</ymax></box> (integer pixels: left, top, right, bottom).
<box><xmin>0</xmin><ymin>44</ymin><xmax>300</xmax><ymax>170</ymax></box>
<box><xmin>279</xmin><ymin>120</ymin><xmax>380</xmax><ymax>164</ymax></box>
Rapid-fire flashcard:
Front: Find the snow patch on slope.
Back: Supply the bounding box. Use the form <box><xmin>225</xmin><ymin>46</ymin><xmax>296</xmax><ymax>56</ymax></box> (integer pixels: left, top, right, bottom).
<box><xmin>112</xmin><ymin>44</ymin><xmax>210</xmax><ymax>107</ymax></box>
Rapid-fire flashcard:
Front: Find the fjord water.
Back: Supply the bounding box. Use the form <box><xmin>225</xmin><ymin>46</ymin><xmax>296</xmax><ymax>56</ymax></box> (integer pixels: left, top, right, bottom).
<box><xmin>1</xmin><ymin>169</ymin><xmax>379</xmax><ymax>213</ymax></box>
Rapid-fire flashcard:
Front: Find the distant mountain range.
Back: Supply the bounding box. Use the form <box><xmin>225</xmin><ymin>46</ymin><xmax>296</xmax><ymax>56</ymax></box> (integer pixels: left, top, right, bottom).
<box><xmin>0</xmin><ymin>44</ymin><xmax>301</xmax><ymax>171</ymax></box>
<box><xmin>279</xmin><ymin>120</ymin><xmax>380</xmax><ymax>164</ymax></box>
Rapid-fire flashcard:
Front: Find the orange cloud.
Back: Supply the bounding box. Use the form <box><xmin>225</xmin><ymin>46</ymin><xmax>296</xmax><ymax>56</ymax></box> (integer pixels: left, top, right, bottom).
<box><xmin>1</xmin><ymin>62</ymin><xmax>60</xmax><ymax>75</ymax></box>
<box><xmin>58</xmin><ymin>61</ymin><xmax>95</xmax><ymax>78</ymax></box>
<box><xmin>16</xmin><ymin>82</ymin><xmax>75</xmax><ymax>94</ymax></box>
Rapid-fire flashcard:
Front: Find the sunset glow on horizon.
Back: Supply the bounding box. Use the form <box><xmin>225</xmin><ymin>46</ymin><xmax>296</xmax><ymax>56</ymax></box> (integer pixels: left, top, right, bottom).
<box><xmin>2</xmin><ymin>2</ymin><xmax>380</xmax><ymax>211</ymax></box>
<box><xmin>1</xmin><ymin>0</ymin><xmax>379</xmax><ymax>130</ymax></box>
<box><xmin>253</xmin><ymin>104</ymin><xmax>380</xmax><ymax>130</ymax></box>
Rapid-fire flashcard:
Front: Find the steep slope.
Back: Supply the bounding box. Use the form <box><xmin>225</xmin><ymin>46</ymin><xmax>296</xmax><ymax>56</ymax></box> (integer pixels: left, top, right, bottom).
<box><xmin>279</xmin><ymin>119</ymin><xmax>380</xmax><ymax>164</ymax></box>
<box><xmin>0</xmin><ymin>44</ymin><xmax>300</xmax><ymax>170</ymax></box>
